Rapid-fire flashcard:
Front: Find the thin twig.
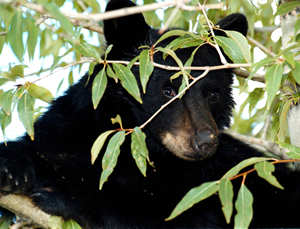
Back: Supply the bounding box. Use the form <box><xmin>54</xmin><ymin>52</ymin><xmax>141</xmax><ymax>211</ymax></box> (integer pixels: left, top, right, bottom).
<box><xmin>159</xmin><ymin>0</ymin><xmax>184</xmax><ymax>34</ymax></box>
<box><xmin>31</xmin><ymin>59</ymin><xmax>95</xmax><ymax>83</ymax></box>
<box><xmin>139</xmin><ymin>68</ymin><xmax>210</xmax><ymax>129</ymax></box>
<box><xmin>247</xmin><ymin>36</ymin><xmax>277</xmax><ymax>58</ymax></box>
<box><xmin>233</xmin><ymin>68</ymin><xmax>265</xmax><ymax>83</ymax></box>
<box><xmin>18</xmin><ymin>0</ymin><xmax>222</xmax><ymax>22</ymax></box>
<box><xmin>199</xmin><ymin>1</ymin><xmax>227</xmax><ymax>64</ymax></box>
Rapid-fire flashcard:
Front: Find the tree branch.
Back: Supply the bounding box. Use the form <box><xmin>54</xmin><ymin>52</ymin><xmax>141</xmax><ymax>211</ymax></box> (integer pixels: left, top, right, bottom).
<box><xmin>233</xmin><ymin>68</ymin><xmax>265</xmax><ymax>83</ymax></box>
<box><xmin>0</xmin><ymin>194</ymin><xmax>49</xmax><ymax>228</ymax></box>
<box><xmin>227</xmin><ymin>130</ymin><xmax>290</xmax><ymax>160</ymax></box>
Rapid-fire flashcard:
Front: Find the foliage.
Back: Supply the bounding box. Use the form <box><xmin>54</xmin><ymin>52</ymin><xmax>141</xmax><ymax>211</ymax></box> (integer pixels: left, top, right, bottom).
<box><xmin>1</xmin><ymin>0</ymin><xmax>300</xmax><ymax>228</ymax></box>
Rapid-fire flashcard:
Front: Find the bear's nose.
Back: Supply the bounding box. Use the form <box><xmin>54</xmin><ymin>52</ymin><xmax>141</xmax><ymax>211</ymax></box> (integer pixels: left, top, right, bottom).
<box><xmin>194</xmin><ymin>129</ymin><xmax>219</xmax><ymax>156</ymax></box>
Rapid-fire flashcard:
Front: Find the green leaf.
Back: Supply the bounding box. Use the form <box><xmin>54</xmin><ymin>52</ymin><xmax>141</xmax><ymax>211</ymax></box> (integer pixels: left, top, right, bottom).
<box><xmin>113</xmin><ymin>63</ymin><xmax>142</xmax><ymax>104</ymax></box>
<box><xmin>26</xmin><ymin>15</ymin><xmax>39</xmax><ymax>61</ymax></box>
<box><xmin>265</xmin><ymin>63</ymin><xmax>284</xmax><ymax>111</ymax></box>
<box><xmin>0</xmin><ymin>110</ymin><xmax>12</xmax><ymax>142</ymax></box>
<box><xmin>8</xmin><ymin>10</ymin><xmax>24</xmax><ymax>61</ymax></box>
<box><xmin>27</xmin><ymin>84</ymin><xmax>54</xmax><ymax>104</ymax></box>
<box><xmin>18</xmin><ymin>92</ymin><xmax>35</xmax><ymax>140</ymax></box>
<box><xmin>104</xmin><ymin>44</ymin><xmax>113</xmax><ymax>60</ymax></box>
<box><xmin>107</xmin><ymin>64</ymin><xmax>118</xmax><ymax>83</ymax></box>
<box><xmin>100</xmin><ymin>130</ymin><xmax>125</xmax><ymax>189</ymax></box>
<box><xmin>254</xmin><ymin>161</ymin><xmax>284</xmax><ymax>190</ymax></box>
<box><xmin>154</xmin><ymin>29</ymin><xmax>193</xmax><ymax>47</ymax></box>
<box><xmin>277</xmin><ymin>98</ymin><xmax>291</xmax><ymax>143</ymax></box>
<box><xmin>219</xmin><ymin>178</ymin><xmax>234</xmax><ymax>224</ymax></box>
<box><xmin>222</xmin><ymin>157</ymin><xmax>271</xmax><ymax>179</ymax></box>
<box><xmin>234</xmin><ymin>184</ymin><xmax>253</xmax><ymax>229</ymax></box>
<box><xmin>131</xmin><ymin>127</ymin><xmax>149</xmax><ymax>177</ymax></box>
<box><xmin>166</xmin><ymin>181</ymin><xmax>219</xmax><ymax>221</ymax></box>
<box><xmin>277</xmin><ymin>142</ymin><xmax>300</xmax><ymax>159</ymax></box>
<box><xmin>139</xmin><ymin>49</ymin><xmax>154</xmax><ymax>93</ymax></box>
<box><xmin>127</xmin><ymin>55</ymin><xmax>139</xmax><ymax>70</ymax></box>
<box><xmin>291</xmin><ymin>61</ymin><xmax>300</xmax><ymax>85</ymax></box>
<box><xmin>66</xmin><ymin>39</ymin><xmax>101</xmax><ymax>61</ymax></box>
<box><xmin>62</xmin><ymin>219</ymin><xmax>82</xmax><ymax>229</ymax></box>
<box><xmin>215</xmin><ymin>33</ymin><xmax>250</xmax><ymax>64</ymax></box>
<box><xmin>111</xmin><ymin>114</ymin><xmax>123</xmax><ymax>129</ymax></box>
<box><xmin>43</xmin><ymin>3</ymin><xmax>75</xmax><ymax>37</ymax></box>
<box><xmin>0</xmin><ymin>89</ymin><xmax>14</xmax><ymax>115</ymax></box>
<box><xmin>155</xmin><ymin>47</ymin><xmax>188</xmax><ymax>84</ymax></box>
<box><xmin>275</xmin><ymin>1</ymin><xmax>300</xmax><ymax>16</ymax></box>
<box><xmin>224</xmin><ymin>30</ymin><xmax>251</xmax><ymax>63</ymax></box>
<box><xmin>91</xmin><ymin>130</ymin><xmax>116</xmax><ymax>165</ymax></box>
<box><xmin>92</xmin><ymin>68</ymin><xmax>107</xmax><ymax>109</ymax></box>
<box><xmin>11</xmin><ymin>65</ymin><xmax>28</xmax><ymax>78</ymax></box>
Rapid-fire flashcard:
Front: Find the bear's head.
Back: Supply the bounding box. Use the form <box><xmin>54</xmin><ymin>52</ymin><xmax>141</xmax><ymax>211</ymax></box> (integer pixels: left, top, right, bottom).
<box><xmin>102</xmin><ymin>0</ymin><xmax>248</xmax><ymax>161</ymax></box>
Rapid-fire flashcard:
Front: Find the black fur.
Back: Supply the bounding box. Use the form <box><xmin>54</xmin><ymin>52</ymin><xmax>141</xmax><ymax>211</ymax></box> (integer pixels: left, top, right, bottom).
<box><xmin>1</xmin><ymin>0</ymin><xmax>300</xmax><ymax>228</ymax></box>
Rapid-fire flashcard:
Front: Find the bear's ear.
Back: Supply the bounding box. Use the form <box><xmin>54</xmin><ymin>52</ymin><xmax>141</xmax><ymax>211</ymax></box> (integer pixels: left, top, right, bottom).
<box><xmin>214</xmin><ymin>13</ymin><xmax>248</xmax><ymax>37</ymax></box>
<box><xmin>104</xmin><ymin>0</ymin><xmax>150</xmax><ymax>48</ymax></box>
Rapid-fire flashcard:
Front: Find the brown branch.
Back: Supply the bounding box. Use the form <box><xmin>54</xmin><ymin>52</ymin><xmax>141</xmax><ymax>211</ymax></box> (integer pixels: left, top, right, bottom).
<box><xmin>227</xmin><ymin>130</ymin><xmax>290</xmax><ymax>160</ymax></box>
<box><xmin>247</xmin><ymin>36</ymin><xmax>277</xmax><ymax>58</ymax></box>
<box><xmin>0</xmin><ymin>194</ymin><xmax>50</xmax><ymax>228</ymax></box>
<box><xmin>233</xmin><ymin>68</ymin><xmax>265</xmax><ymax>83</ymax></box>
<box><xmin>16</xmin><ymin>0</ymin><xmax>222</xmax><ymax>25</ymax></box>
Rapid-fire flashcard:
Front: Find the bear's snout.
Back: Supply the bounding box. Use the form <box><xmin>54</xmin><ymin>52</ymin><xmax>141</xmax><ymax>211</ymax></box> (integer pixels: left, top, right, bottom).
<box><xmin>194</xmin><ymin>129</ymin><xmax>219</xmax><ymax>158</ymax></box>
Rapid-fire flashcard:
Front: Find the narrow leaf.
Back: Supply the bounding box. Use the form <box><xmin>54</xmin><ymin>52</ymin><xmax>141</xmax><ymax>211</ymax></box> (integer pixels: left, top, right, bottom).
<box><xmin>265</xmin><ymin>63</ymin><xmax>284</xmax><ymax>111</ymax></box>
<box><xmin>215</xmin><ymin>35</ymin><xmax>249</xmax><ymax>64</ymax></box>
<box><xmin>166</xmin><ymin>181</ymin><xmax>219</xmax><ymax>221</ymax></box>
<box><xmin>219</xmin><ymin>178</ymin><xmax>234</xmax><ymax>224</ymax></box>
<box><xmin>0</xmin><ymin>110</ymin><xmax>12</xmax><ymax>142</ymax></box>
<box><xmin>127</xmin><ymin>55</ymin><xmax>139</xmax><ymax>70</ymax></box>
<box><xmin>222</xmin><ymin>157</ymin><xmax>271</xmax><ymax>179</ymax></box>
<box><xmin>234</xmin><ymin>184</ymin><xmax>253</xmax><ymax>229</ymax></box>
<box><xmin>92</xmin><ymin>68</ymin><xmax>107</xmax><ymax>109</ymax></box>
<box><xmin>8</xmin><ymin>10</ymin><xmax>24</xmax><ymax>61</ymax></box>
<box><xmin>113</xmin><ymin>63</ymin><xmax>142</xmax><ymax>104</ymax></box>
<box><xmin>131</xmin><ymin>127</ymin><xmax>149</xmax><ymax>176</ymax></box>
<box><xmin>111</xmin><ymin>114</ymin><xmax>123</xmax><ymax>129</ymax></box>
<box><xmin>0</xmin><ymin>89</ymin><xmax>14</xmax><ymax>115</ymax></box>
<box><xmin>43</xmin><ymin>3</ymin><xmax>75</xmax><ymax>37</ymax></box>
<box><xmin>154</xmin><ymin>30</ymin><xmax>193</xmax><ymax>47</ymax></box>
<box><xmin>91</xmin><ymin>130</ymin><xmax>116</xmax><ymax>165</ymax></box>
<box><xmin>62</xmin><ymin>219</ymin><xmax>82</xmax><ymax>229</ymax></box>
<box><xmin>104</xmin><ymin>44</ymin><xmax>113</xmax><ymax>60</ymax></box>
<box><xmin>27</xmin><ymin>84</ymin><xmax>54</xmax><ymax>104</ymax></box>
<box><xmin>155</xmin><ymin>47</ymin><xmax>188</xmax><ymax>84</ymax></box>
<box><xmin>275</xmin><ymin>1</ymin><xmax>300</xmax><ymax>16</ymax></box>
<box><xmin>254</xmin><ymin>161</ymin><xmax>284</xmax><ymax>189</ymax></box>
<box><xmin>139</xmin><ymin>49</ymin><xmax>154</xmax><ymax>93</ymax></box>
<box><xmin>18</xmin><ymin>93</ymin><xmax>35</xmax><ymax>140</ymax></box>
<box><xmin>107</xmin><ymin>64</ymin><xmax>118</xmax><ymax>83</ymax></box>
<box><xmin>66</xmin><ymin>39</ymin><xmax>101</xmax><ymax>61</ymax></box>
<box><xmin>224</xmin><ymin>30</ymin><xmax>251</xmax><ymax>63</ymax></box>
<box><xmin>277</xmin><ymin>142</ymin><xmax>300</xmax><ymax>159</ymax></box>
<box><xmin>100</xmin><ymin>130</ymin><xmax>125</xmax><ymax>189</ymax></box>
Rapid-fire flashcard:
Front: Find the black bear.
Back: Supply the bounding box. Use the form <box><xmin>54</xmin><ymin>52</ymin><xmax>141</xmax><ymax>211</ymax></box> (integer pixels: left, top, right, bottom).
<box><xmin>1</xmin><ymin>0</ymin><xmax>300</xmax><ymax>228</ymax></box>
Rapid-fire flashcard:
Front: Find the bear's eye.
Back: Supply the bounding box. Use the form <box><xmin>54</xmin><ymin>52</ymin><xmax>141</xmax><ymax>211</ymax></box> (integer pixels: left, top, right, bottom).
<box><xmin>209</xmin><ymin>89</ymin><xmax>220</xmax><ymax>101</ymax></box>
<box><xmin>164</xmin><ymin>87</ymin><xmax>177</xmax><ymax>98</ymax></box>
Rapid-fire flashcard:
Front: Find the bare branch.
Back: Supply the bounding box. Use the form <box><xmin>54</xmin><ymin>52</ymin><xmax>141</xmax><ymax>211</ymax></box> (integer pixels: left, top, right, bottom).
<box><xmin>0</xmin><ymin>194</ymin><xmax>50</xmax><ymax>228</ymax></box>
<box><xmin>233</xmin><ymin>68</ymin><xmax>265</xmax><ymax>83</ymax></box>
<box><xmin>227</xmin><ymin>130</ymin><xmax>290</xmax><ymax>160</ymax></box>
<box><xmin>17</xmin><ymin>0</ymin><xmax>222</xmax><ymax>23</ymax></box>
<box><xmin>247</xmin><ymin>35</ymin><xmax>277</xmax><ymax>58</ymax></box>
<box><xmin>254</xmin><ymin>26</ymin><xmax>280</xmax><ymax>33</ymax></box>
<box><xmin>140</xmin><ymin>68</ymin><xmax>210</xmax><ymax>129</ymax></box>
<box><xmin>199</xmin><ymin>2</ymin><xmax>227</xmax><ymax>65</ymax></box>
